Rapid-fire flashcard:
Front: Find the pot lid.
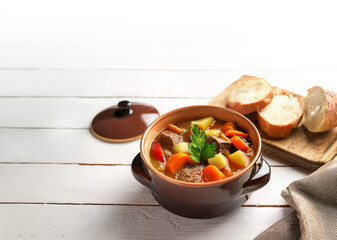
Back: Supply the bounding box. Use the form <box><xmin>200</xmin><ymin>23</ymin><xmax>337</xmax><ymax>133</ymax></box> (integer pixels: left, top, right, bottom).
<box><xmin>90</xmin><ymin>100</ymin><xmax>159</xmax><ymax>142</ymax></box>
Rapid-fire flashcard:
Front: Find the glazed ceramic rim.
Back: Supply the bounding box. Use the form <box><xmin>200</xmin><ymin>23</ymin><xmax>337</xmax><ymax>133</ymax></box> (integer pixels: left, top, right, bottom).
<box><xmin>140</xmin><ymin>105</ymin><xmax>262</xmax><ymax>187</ymax></box>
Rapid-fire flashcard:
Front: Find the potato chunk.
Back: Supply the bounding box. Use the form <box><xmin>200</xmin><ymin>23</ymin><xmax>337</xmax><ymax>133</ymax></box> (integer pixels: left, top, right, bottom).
<box><xmin>191</xmin><ymin>117</ymin><xmax>215</xmax><ymax>131</ymax></box>
<box><xmin>228</xmin><ymin>150</ymin><xmax>246</xmax><ymax>168</ymax></box>
<box><xmin>219</xmin><ymin>133</ymin><xmax>230</xmax><ymax>141</ymax></box>
<box><xmin>174</xmin><ymin>142</ymin><xmax>189</xmax><ymax>153</ymax></box>
<box><xmin>205</xmin><ymin>129</ymin><xmax>221</xmax><ymax>137</ymax></box>
<box><xmin>208</xmin><ymin>153</ymin><xmax>227</xmax><ymax>170</ymax></box>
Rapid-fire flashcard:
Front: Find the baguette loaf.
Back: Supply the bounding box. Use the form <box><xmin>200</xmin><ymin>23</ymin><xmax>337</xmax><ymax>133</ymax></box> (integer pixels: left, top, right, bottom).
<box><xmin>257</xmin><ymin>94</ymin><xmax>303</xmax><ymax>138</ymax></box>
<box><xmin>227</xmin><ymin>75</ymin><xmax>274</xmax><ymax>115</ymax></box>
<box><xmin>302</xmin><ymin>86</ymin><xmax>337</xmax><ymax>132</ymax></box>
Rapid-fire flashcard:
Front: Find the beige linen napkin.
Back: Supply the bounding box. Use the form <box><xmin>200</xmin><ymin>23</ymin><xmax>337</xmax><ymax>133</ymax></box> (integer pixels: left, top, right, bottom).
<box><xmin>255</xmin><ymin>159</ymin><xmax>337</xmax><ymax>240</ymax></box>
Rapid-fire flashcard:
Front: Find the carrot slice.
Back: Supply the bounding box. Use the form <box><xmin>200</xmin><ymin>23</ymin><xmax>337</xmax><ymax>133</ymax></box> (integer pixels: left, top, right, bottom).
<box><xmin>221</xmin><ymin>122</ymin><xmax>236</xmax><ymax>133</ymax></box>
<box><xmin>186</xmin><ymin>128</ymin><xmax>193</xmax><ymax>138</ymax></box>
<box><xmin>225</xmin><ymin>130</ymin><xmax>248</xmax><ymax>139</ymax></box>
<box><xmin>245</xmin><ymin>147</ymin><xmax>252</xmax><ymax>153</ymax></box>
<box><xmin>221</xmin><ymin>168</ymin><xmax>234</xmax><ymax>177</ymax></box>
<box><xmin>166</xmin><ymin>153</ymin><xmax>193</xmax><ymax>173</ymax></box>
<box><xmin>167</xmin><ymin>124</ymin><xmax>183</xmax><ymax>134</ymax></box>
<box><xmin>202</xmin><ymin>165</ymin><xmax>225</xmax><ymax>182</ymax></box>
<box><xmin>230</xmin><ymin>135</ymin><xmax>249</xmax><ymax>151</ymax></box>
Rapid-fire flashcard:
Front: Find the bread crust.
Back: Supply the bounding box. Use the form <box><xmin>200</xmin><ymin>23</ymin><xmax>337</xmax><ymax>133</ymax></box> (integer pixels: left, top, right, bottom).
<box><xmin>304</xmin><ymin>86</ymin><xmax>337</xmax><ymax>132</ymax></box>
<box><xmin>227</xmin><ymin>75</ymin><xmax>274</xmax><ymax>115</ymax></box>
<box><xmin>228</xmin><ymin>90</ymin><xmax>273</xmax><ymax>115</ymax></box>
<box><xmin>257</xmin><ymin>115</ymin><xmax>293</xmax><ymax>138</ymax></box>
<box><xmin>257</xmin><ymin>94</ymin><xmax>303</xmax><ymax>138</ymax></box>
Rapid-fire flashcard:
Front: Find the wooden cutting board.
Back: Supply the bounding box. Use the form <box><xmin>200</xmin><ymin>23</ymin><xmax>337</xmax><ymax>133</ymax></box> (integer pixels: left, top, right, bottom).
<box><xmin>208</xmin><ymin>76</ymin><xmax>337</xmax><ymax>171</ymax></box>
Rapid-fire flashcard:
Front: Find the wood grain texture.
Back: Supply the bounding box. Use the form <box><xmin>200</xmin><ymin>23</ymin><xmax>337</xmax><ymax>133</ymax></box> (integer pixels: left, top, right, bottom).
<box><xmin>0</xmin><ymin>204</ymin><xmax>293</xmax><ymax>240</ymax></box>
<box><xmin>0</xmin><ymin>164</ymin><xmax>310</xmax><ymax>206</ymax></box>
<box><xmin>1</xmin><ymin>45</ymin><xmax>337</xmax><ymax>70</ymax></box>
<box><xmin>209</xmin><ymin>76</ymin><xmax>337</xmax><ymax>170</ymax></box>
<box><xmin>0</xmin><ymin>70</ymin><xmax>335</xmax><ymax>98</ymax></box>
<box><xmin>0</xmin><ymin>97</ymin><xmax>206</xmax><ymax>128</ymax></box>
<box><xmin>0</xmin><ymin>128</ymin><xmax>288</xmax><ymax>166</ymax></box>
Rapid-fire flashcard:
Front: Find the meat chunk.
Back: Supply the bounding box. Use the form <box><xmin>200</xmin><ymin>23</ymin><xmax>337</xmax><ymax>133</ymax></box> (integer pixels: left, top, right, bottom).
<box><xmin>163</xmin><ymin>149</ymin><xmax>172</xmax><ymax>161</ymax></box>
<box><xmin>175</xmin><ymin>165</ymin><xmax>203</xmax><ymax>183</ymax></box>
<box><xmin>206</xmin><ymin>135</ymin><xmax>232</xmax><ymax>152</ymax></box>
<box><xmin>160</xmin><ymin>130</ymin><xmax>182</xmax><ymax>150</ymax></box>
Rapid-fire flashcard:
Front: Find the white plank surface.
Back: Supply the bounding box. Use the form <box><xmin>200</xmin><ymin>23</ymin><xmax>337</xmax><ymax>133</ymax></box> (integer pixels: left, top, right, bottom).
<box><xmin>0</xmin><ymin>70</ymin><xmax>336</xmax><ymax>98</ymax></box>
<box><xmin>0</xmin><ymin>128</ymin><xmax>288</xmax><ymax>166</ymax></box>
<box><xmin>1</xmin><ymin>45</ymin><xmax>337</xmax><ymax>70</ymax></box>
<box><xmin>0</xmin><ymin>204</ymin><xmax>293</xmax><ymax>240</ymax></box>
<box><xmin>0</xmin><ymin>98</ymin><xmax>206</xmax><ymax>128</ymax></box>
<box><xmin>0</xmin><ymin>128</ymin><xmax>140</xmax><ymax>165</ymax></box>
<box><xmin>0</xmin><ymin>164</ymin><xmax>310</xmax><ymax>205</ymax></box>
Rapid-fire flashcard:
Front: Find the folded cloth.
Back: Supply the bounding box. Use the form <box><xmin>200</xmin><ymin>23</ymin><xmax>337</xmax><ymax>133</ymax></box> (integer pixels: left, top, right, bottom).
<box><xmin>255</xmin><ymin>159</ymin><xmax>337</xmax><ymax>240</ymax></box>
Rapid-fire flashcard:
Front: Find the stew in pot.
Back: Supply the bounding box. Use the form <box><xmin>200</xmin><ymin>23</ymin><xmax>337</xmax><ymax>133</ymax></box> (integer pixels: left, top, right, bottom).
<box><xmin>150</xmin><ymin>117</ymin><xmax>255</xmax><ymax>183</ymax></box>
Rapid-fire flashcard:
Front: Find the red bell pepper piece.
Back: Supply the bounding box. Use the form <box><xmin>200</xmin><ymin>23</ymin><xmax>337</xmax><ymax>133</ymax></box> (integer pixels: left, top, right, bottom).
<box><xmin>151</xmin><ymin>141</ymin><xmax>165</xmax><ymax>162</ymax></box>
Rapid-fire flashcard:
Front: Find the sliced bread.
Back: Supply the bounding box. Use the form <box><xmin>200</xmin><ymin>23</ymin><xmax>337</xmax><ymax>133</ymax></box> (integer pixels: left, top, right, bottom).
<box><xmin>227</xmin><ymin>75</ymin><xmax>274</xmax><ymax>115</ymax></box>
<box><xmin>257</xmin><ymin>94</ymin><xmax>303</xmax><ymax>138</ymax></box>
<box><xmin>302</xmin><ymin>86</ymin><xmax>337</xmax><ymax>132</ymax></box>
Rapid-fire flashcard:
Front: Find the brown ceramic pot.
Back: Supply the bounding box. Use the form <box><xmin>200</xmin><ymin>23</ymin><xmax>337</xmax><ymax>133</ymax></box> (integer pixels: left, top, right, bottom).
<box><xmin>131</xmin><ymin>105</ymin><xmax>271</xmax><ymax>219</ymax></box>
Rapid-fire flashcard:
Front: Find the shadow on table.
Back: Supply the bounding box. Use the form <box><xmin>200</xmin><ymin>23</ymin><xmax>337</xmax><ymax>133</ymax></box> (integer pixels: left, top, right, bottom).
<box><xmin>102</xmin><ymin>187</ymin><xmax>289</xmax><ymax>240</ymax></box>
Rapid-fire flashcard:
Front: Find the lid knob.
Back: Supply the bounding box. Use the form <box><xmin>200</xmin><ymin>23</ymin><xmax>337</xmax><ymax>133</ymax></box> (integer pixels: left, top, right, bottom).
<box><xmin>114</xmin><ymin>100</ymin><xmax>133</xmax><ymax>118</ymax></box>
<box><xmin>118</xmin><ymin>100</ymin><xmax>131</xmax><ymax>110</ymax></box>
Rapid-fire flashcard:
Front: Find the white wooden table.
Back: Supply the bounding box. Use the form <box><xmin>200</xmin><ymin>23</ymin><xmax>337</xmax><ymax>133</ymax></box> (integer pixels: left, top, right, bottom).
<box><xmin>1</xmin><ymin>1</ymin><xmax>337</xmax><ymax>239</ymax></box>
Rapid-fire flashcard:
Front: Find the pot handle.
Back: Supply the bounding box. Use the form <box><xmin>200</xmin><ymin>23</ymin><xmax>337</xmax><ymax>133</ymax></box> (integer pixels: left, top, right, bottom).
<box><xmin>131</xmin><ymin>153</ymin><xmax>151</xmax><ymax>188</ymax></box>
<box><xmin>242</xmin><ymin>156</ymin><xmax>271</xmax><ymax>195</ymax></box>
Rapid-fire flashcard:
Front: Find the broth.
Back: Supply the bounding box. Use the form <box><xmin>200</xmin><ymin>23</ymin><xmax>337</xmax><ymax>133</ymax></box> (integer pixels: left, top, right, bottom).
<box><xmin>150</xmin><ymin>117</ymin><xmax>254</xmax><ymax>183</ymax></box>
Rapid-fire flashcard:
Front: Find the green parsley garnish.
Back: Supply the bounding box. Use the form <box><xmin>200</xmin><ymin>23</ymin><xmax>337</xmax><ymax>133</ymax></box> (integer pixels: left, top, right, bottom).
<box><xmin>183</xmin><ymin>125</ymin><xmax>192</xmax><ymax>135</ymax></box>
<box><xmin>188</xmin><ymin>125</ymin><xmax>216</xmax><ymax>163</ymax></box>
